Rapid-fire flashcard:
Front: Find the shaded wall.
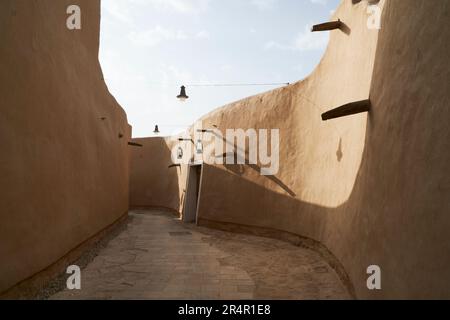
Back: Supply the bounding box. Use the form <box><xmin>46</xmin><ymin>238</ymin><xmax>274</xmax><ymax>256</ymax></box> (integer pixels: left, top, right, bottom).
<box><xmin>0</xmin><ymin>0</ymin><xmax>130</xmax><ymax>294</ymax></box>
<box><xmin>136</xmin><ymin>0</ymin><xmax>450</xmax><ymax>299</ymax></box>
<box><xmin>352</xmin><ymin>0</ymin><xmax>450</xmax><ymax>299</ymax></box>
<box><xmin>129</xmin><ymin>137</ymin><xmax>186</xmax><ymax>213</ymax></box>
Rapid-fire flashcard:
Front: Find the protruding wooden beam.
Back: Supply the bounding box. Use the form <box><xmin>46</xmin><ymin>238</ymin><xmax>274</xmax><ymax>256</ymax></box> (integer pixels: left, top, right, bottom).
<box><xmin>321</xmin><ymin>99</ymin><xmax>371</xmax><ymax>121</ymax></box>
<box><xmin>311</xmin><ymin>20</ymin><xmax>342</xmax><ymax>32</ymax></box>
<box><xmin>128</xmin><ymin>142</ymin><xmax>143</xmax><ymax>147</ymax></box>
<box><xmin>178</xmin><ymin>138</ymin><xmax>194</xmax><ymax>144</ymax></box>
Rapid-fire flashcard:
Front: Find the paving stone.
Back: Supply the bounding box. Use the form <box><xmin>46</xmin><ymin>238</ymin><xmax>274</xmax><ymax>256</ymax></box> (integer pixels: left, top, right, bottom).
<box><xmin>50</xmin><ymin>210</ymin><xmax>351</xmax><ymax>300</ymax></box>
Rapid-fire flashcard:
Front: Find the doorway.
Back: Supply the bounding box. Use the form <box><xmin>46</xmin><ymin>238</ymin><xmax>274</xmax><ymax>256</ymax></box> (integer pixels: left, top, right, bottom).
<box><xmin>182</xmin><ymin>164</ymin><xmax>203</xmax><ymax>224</ymax></box>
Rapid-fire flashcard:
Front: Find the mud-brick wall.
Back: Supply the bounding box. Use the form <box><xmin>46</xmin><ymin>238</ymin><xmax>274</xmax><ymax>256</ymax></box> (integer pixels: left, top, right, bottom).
<box><xmin>196</xmin><ymin>0</ymin><xmax>450</xmax><ymax>299</ymax></box>
<box><xmin>128</xmin><ymin>0</ymin><xmax>450</xmax><ymax>299</ymax></box>
<box><xmin>0</xmin><ymin>0</ymin><xmax>130</xmax><ymax>294</ymax></box>
<box><xmin>129</xmin><ymin>137</ymin><xmax>186</xmax><ymax>214</ymax></box>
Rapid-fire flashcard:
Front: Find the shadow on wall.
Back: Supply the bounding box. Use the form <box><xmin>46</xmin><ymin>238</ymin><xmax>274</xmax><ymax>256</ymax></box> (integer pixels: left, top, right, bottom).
<box><xmin>127</xmin><ymin>0</ymin><xmax>450</xmax><ymax>299</ymax></box>
<box><xmin>198</xmin><ymin>0</ymin><xmax>450</xmax><ymax>300</ymax></box>
<box><xmin>197</xmin><ymin>164</ymin><xmax>358</xmax><ymax>296</ymax></box>
<box><xmin>129</xmin><ymin>137</ymin><xmax>181</xmax><ymax>212</ymax></box>
<box><xmin>218</xmin><ymin>152</ymin><xmax>296</xmax><ymax>197</ymax></box>
<box><xmin>210</xmin><ymin>126</ymin><xmax>296</xmax><ymax>197</ymax></box>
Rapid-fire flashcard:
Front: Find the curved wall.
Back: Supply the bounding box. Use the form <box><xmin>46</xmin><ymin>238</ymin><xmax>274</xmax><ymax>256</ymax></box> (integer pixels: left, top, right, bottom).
<box><xmin>133</xmin><ymin>0</ymin><xmax>450</xmax><ymax>299</ymax></box>
<box><xmin>0</xmin><ymin>0</ymin><xmax>130</xmax><ymax>294</ymax></box>
<box><xmin>195</xmin><ymin>0</ymin><xmax>382</xmax><ymax>297</ymax></box>
<box><xmin>196</xmin><ymin>0</ymin><xmax>450</xmax><ymax>299</ymax></box>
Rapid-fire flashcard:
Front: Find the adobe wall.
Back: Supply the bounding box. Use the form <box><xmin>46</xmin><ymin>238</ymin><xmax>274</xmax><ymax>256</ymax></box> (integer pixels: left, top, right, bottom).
<box><xmin>196</xmin><ymin>0</ymin><xmax>450</xmax><ymax>299</ymax></box>
<box><xmin>352</xmin><ymin>0</ymin><xmax>450</xmax><ymax>299</ymax></box>
<box><xmin>129</xmin><ymin>137</ymin><xmax>186</xmax><ymax>214</ymax></box>
<box><xmin>132</xmin><ymin>0</ymin><xmax>450</xmax><ymax>299</ymax></box>
<box><xmin>196</xmin><ymin>0</ymin><xmax>383</xmax><ymax>298</ymax></box>
<box><xmin>0</xmin><ymin>0</ymin><xmax>130</xmax><ymax>295</ymax></box>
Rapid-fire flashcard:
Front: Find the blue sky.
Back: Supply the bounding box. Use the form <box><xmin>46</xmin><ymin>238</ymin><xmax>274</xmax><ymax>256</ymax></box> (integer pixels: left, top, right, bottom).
<box><xmin>99</xmin><ymin>0</ymin><xmax>340</xmax><ymax>137</ymax></box>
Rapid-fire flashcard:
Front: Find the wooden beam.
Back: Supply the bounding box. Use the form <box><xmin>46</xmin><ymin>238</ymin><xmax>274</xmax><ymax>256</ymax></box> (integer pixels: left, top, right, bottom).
<box><xmin>128</xmin><ymin>142</ymin><xmax>143</xmax><ymax>147</ymax></box>
<box><xmin>311</xmin><ymin>20</ymin><xmax>342</xmax><ymax>32</ymax></box>
<box><xmin>321</xmin><ymin>99</ymin><xmax>371</xmax><ymax>121</ymax></box>
<box><xmin>178</xmin><ymin>138</ymin><xmax>194</xmax><ymax>144</ymax></box>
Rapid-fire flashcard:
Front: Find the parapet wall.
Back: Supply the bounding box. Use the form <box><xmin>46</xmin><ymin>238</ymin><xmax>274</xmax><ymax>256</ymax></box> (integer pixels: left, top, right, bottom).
<box><xmin>0</xmin><ymin>0</ymin><xmax>130</xmax><ymax>295</ymax></box>
<box><xmin>131</xmin><ymin>0</ymin><xmax>450</xmax><ymax>299</ymax></box>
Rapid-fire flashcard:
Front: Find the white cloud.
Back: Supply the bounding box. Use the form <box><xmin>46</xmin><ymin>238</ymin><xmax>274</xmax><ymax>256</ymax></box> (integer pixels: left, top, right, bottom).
<box><xmin>264</xmin><ymin>41</ymin><xmax>291</xmax><ymax>51</ymax></box>
<box><xmin>128</xmin><ymin>27</ymin><xmax>211</xmax><ymax>47</ymax></box>
<box><xmin>165</xmin><ymin>65</ymin><xmax>194</xmax><ymax>84</ymax></box>
<box><xmin>145</xmin><ymin>0</ymin><xmax>210</xmax><ymax>14</ymax></box>
<box><xmin>251</xmin><ymin>0</ymin><xmax>277</xmax><ymax>10</ymax></box>
<box><xmin>264</xmin><ymin>24</ymin><xmax>329</xmax><ymax>52</ymax></box>
<box><xmin>102</xmin><ymin>0</ymin><xmax>210</xmax><ymax>19</ymax></box>
<box><xmin>220</xmin><ymin>64</ymin><xmax>233</xmax><ymax>72</ymax></box>
<box><xmin>293</xmin><ymin>25</ymin><xmax>328</xmax><ymax>51</ymax></box>
<box><xmin>128</xmin><ymin>26</ymin><xmax>188</xmax><ymax>47</ymax></box>
<box><xmin>102</xmin><ymin>0</ymin><xmax>135</xmax><ymax>25</ymax></box>
<box><xmin>195</xmin><ymin>30</ymin><xmax>211</xmax><ymax>39</ymax></box>
<box><xmin>310</xmin><ymin>0</ymin><xmax>328</xmax><ymax>5</ymax></box>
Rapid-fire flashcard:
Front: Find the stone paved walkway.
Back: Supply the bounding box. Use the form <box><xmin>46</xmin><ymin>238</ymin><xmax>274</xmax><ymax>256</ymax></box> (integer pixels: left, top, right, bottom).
<box><xmin>51</xmin><ymin>210</ymin><xmax>351</xmax><ymax>300</ymax></box>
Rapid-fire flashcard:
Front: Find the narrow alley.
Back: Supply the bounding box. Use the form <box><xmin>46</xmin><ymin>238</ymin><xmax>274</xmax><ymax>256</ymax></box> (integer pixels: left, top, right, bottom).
<box><xmin>50</xmin><ymin>210</ymin><xmax>351</xmax><ymax>300</ymax></box>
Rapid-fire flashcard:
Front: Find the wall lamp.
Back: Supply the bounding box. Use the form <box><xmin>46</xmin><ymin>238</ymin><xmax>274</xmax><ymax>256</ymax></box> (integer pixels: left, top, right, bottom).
<box><xmin>178</xmin><ymin>138</ymin><xmax>203</xmax><ymax>154</ymax></box>
<box><xmin>195</xmin><ymin>139</ymin><xmax>203</xmax><ymax>154</ymax></box>
<box><xmin>177</xmin><ymin>147</ymin><xmax>184</xmax><ymax>159</ymax></box>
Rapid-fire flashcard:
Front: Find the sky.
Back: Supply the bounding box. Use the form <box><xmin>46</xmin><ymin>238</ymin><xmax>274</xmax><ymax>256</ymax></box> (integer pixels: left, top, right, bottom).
<box><xmin>99</xmin><ymin>0</ymin><xmax>340</xmax><ymax>137</ymax></box>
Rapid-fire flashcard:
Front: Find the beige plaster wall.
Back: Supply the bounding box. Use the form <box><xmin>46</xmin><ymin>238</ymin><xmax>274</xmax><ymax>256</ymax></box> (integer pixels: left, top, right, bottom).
<box><xmin>129</xmin><ymin>137</ymin><xmax>187</xmax><ymax>213</ymax></box>
<box><xmin>133</xmin><ymin>0</ymin><xmax>450</xmax><ymax>299</ymax></box>
<box><xmin>196</xmin><ymin>0</ymin><xmax>382</xmax><ymax>297</ymax></box>
<box><xmin>0</xmin><ymin>0</ymin><xmax>130</xmax><ymax>294</ymax></box>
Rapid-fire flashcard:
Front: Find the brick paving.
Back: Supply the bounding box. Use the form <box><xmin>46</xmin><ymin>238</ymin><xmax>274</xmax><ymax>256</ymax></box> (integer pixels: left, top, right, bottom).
<box><xmin>51</xmin><ymin>210</ymin><xmax>351</xmax><ymax>300</ymax></box>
